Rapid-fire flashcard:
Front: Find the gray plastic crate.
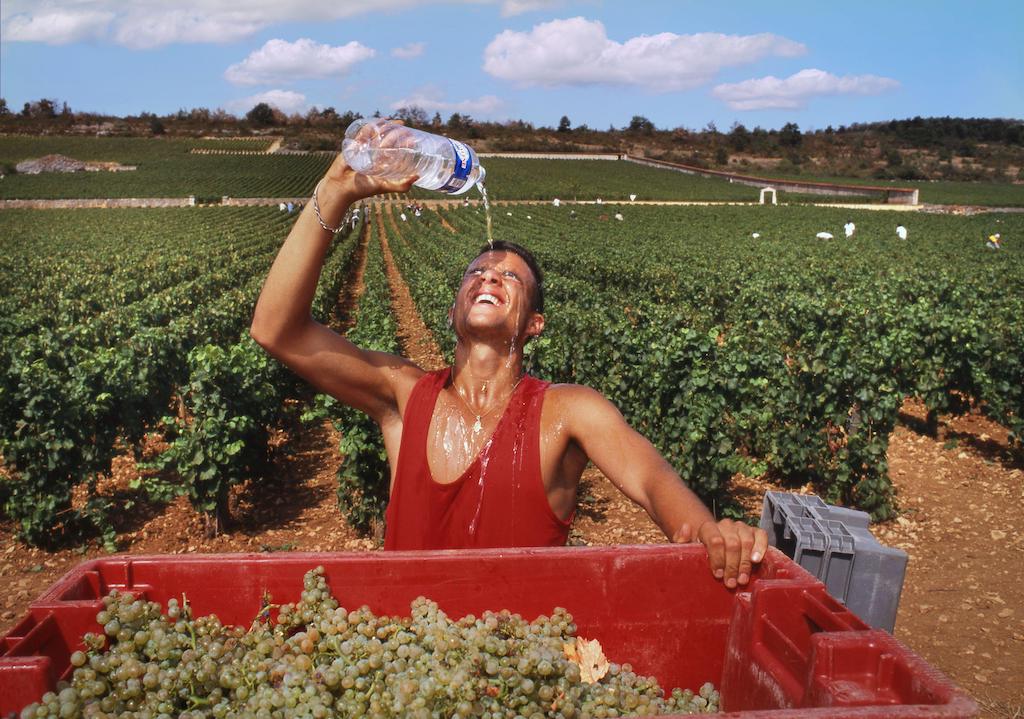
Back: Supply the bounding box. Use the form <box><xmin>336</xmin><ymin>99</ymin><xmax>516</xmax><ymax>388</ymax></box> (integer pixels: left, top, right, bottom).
<box><xmin>759</xmin><ymin>491</ymin><xmax>907</xmax><ymax>633</ymax></box>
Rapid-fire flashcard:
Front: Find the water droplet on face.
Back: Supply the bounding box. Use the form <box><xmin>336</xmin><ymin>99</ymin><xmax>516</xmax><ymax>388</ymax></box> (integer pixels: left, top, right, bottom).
<box><xmin>506</xmin><ymin>305</ymin><xmax>522</xmax><ymax>369</ymax></box>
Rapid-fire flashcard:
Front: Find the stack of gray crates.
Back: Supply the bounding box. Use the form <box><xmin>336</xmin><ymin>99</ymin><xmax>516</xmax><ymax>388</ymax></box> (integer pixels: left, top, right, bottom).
<box><xmin>759</xmin><ymin>491</ymin><xmax>908</xmax><ymax>633</ymax></box>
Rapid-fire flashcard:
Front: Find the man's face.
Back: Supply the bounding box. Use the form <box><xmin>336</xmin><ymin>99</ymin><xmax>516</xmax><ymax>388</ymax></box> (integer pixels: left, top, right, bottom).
<box><xmin>450</xmin><ymin>251</ymin><xmax>543</xmax><ymax>342</ymax></box>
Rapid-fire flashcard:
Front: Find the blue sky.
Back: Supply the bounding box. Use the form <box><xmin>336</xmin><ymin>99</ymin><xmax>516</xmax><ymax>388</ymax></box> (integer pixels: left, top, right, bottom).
<box><xmin>1</xmin><ymin>0</ymin><xmax>1021</xmax><ymax>132</ymax></box>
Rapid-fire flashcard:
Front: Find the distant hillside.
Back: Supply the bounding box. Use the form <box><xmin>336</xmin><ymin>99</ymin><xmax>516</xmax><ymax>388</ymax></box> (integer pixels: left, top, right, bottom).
<box><xmin>2</xmin><ymin>100</ymin><xmax>1021</xmax><ymax>185</ymax></box>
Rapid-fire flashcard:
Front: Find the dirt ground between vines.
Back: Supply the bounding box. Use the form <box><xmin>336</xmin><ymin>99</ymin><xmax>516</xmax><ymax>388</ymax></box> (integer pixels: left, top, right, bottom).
<box><xmin>2</xmin><ymin>219</ymin><xmax>1022</xmax><ymax>717</ymax></box>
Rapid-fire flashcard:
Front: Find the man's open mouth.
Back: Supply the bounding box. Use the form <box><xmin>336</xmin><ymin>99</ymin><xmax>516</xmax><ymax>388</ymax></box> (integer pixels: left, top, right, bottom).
<box><xmin>474</xmin><ymin>293</ymin><xmax>502</xmax><ymax>305</ymax></box>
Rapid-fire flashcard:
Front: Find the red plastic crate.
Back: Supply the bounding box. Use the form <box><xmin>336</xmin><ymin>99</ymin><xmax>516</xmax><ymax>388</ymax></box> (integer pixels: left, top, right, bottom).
<box><xmin>0</xmin><ymin>545</ymin><xmax>977</xmax><ymax>718</ymax></box>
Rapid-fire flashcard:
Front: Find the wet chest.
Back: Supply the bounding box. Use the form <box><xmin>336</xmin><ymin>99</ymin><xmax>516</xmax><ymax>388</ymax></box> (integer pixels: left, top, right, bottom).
<box><xmin>424</xmin><ymin>392</ymin><xmax>570</xmax><ymax>485</ymax></box>
<box><xmin>425</xmin><ymin>394</ymin><xmax>506</xmax><ymax>485</ymax></box>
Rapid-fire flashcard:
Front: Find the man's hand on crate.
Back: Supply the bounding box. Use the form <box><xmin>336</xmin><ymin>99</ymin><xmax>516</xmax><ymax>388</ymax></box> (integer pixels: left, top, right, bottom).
<box><xmin>674</xmin><ymin>519</ymin><xmax>768</xmax><ymax>589</ymax></box>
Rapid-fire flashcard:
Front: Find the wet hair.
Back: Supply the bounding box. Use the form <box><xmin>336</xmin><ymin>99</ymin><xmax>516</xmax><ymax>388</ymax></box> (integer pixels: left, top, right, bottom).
<box><xmin>471</xmin><ymin>240</ymin><xmax>545</xmax><ymax>313</ymax></box>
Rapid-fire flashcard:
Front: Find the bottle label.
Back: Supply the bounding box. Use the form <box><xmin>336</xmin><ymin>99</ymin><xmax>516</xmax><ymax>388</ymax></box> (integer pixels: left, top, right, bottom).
<box><xmin>439</xmin><ymin>139</ymin><xmax>472</xmax><ymax>193</ymax></box>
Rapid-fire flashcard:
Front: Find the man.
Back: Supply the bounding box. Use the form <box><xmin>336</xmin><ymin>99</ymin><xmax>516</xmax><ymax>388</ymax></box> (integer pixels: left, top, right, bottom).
<box><xmin>250</xmin><ymin>155</ymin><xmax>768</xmax><ymax>588</ymax></box>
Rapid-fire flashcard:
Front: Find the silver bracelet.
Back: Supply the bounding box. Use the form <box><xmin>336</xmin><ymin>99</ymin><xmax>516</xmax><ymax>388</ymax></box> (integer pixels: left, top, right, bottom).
<box><xmin>312</xmin><ymin>180</ymin><xmax>348</xmax><ymax>234</ymax></box>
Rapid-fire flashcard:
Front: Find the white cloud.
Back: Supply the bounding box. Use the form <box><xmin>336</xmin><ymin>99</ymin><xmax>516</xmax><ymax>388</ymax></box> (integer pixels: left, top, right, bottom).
<box><xmin>483</xmin><ymin>17</ymin><xmax>806</xmax><ymax>92</ymax></box>
<box><xmin>391</xmin><ymin>88</ymin><xmax>505</xmax><ymax>117</ymax></box>
<box><xmin>1</xmin><ymin>9</ymin><xmax>115</xmax><ymax>45</ymax></box>
<box><xmin>0</xmin><ymin>1</ymin><xmax>492</xmax><ymax>48</ymax></box>
<box><xmin>225</xmin><ymin>38</ymin><xmax>376</xmax><ymax>86</ymax></box>
<box><xmin>112</xmin><ymin>10</ymin><xmax>266</xmax><ymax>49</ymax></box>
<box><xmin>500</xmin><ymin>0</ymin><xmax>565</xmax><ymax>17</ymax></box>
<box><xmin>226</xmin><ymin>89</ymin><xmax>308</xmax><ymax>116</ymax></box>
<box><xmin>391</xmin><ymin>42</ymin><xmax>426</xmax><ymax>59</ymax></box>
<box><xmin>712</xmin><ymin>68</ymin><xmax>900</xmax><ymax>110</ymax></box>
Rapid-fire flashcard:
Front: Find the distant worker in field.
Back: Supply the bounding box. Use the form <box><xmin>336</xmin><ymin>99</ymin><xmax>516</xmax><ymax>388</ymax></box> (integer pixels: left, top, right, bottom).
<box><xmin>250</xmin><ymin>154</ymin><xmax>767</xmax><ymax>588</ymax></box>
<box><xmin>896</xmin><ymin>224</ymin><xmax>908</xmax><ymax>240</ymax></box>
<box><xmin>844</xmin><ymin>220</ymin><xmax>856</xmax><ymax>239</ymax></box>
<box><xmin>986</xmin><ymin>233</ymin><xmax>1002</xmax><ymax>250</ymax></box>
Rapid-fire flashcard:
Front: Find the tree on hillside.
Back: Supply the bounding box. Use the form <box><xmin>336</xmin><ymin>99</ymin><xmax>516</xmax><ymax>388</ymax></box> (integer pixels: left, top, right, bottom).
<box><xmin>337</xmin><ymin>110</ymin><xmax>362</xmax><ymax>128</ymax></box>
<box><xmin>558</xmin><ymin>115</ymin><xmax>572</xmax><ymax>133</ymax></box>
<box><xmin>448</xmin><ymin>113</ymin><xmax>474</xmax><ymax>131</ymax></box>
<box><xmin>728</xmin><ymin>122</ymin><xmax>751</xmax><ymax>151</ymax></box>
<box><xmin>246</xmin><ymin>103</ymin><xmax>276</xmax><ymax>126</ymax></box>
<box><xmin>628</xmin><ymin>115</ymin><xmax>655</xmax><ymax>134</ymax></box>
<box><xmin>21</xmin><ymin>99</ymin><xmax>59</xmax><ymax>119</ymax></box>
<box><xmin>445</xmin><ymin>112</ymin><xmax>482</xmax><ymax>138</ymax></box>
<box><xmin>305</xmin><ymin>106</ymin><xmax>342</xmax><ymax>127</ymax></box>
<box><xmin>0</xmin><ymin>98</ymin><xmax>9</xmax><ymax>116</ymax></box>
<box><xmin>393</xmin><ymin>106</ymin><xmax>428</xmax><ymax>126</ymax></box>
<box><xmin>779</xmin><ymin>122</ymin><xmax>802</xmax><ymax>147</ymax></box>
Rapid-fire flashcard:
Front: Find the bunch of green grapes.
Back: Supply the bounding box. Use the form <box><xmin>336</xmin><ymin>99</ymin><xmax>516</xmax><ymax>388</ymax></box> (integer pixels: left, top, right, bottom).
<box><xmin>21</xmin><ymin>567</ymin><xmax>719</xmax><ymax>718</ymax></box>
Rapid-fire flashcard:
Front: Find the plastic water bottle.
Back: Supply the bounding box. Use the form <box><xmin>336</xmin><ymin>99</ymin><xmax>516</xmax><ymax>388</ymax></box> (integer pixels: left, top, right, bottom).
<box><xmin>342</xmin><ymin>118</ymin><xmax>485</xmax><ymax>195</ymax></box>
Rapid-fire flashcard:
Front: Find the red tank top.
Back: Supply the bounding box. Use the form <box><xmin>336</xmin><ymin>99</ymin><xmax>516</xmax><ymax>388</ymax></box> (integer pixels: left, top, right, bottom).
<box><xmin>384</xmin><ymin>368</ymin><xmax>571</xmax><ymax>550</ymax></box>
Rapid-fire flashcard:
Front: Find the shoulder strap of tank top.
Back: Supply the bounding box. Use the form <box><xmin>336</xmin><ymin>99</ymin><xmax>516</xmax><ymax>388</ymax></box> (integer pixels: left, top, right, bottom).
<box><xmin>402</xmin><ymin>367</ymin><xmax>450</xmax><ymax>431</ymax></box>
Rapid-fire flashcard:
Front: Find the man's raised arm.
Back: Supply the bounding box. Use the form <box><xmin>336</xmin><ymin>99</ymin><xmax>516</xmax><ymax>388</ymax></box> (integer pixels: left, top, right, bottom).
<box><xmin>249</xmin><ymin>155</ymin><xmax>419</xmax><ymax>422</ymax></box>
<box><xmin>559</xmin><ymin>385</ymin><xmax>768</xmax><ymax>588</ymax></box>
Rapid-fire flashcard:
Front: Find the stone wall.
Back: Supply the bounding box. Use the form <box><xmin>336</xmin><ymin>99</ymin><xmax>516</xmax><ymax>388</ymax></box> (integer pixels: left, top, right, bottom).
<box><xmin>479</xmin><ymin>152</ymin><xmax>622</xmax><ymax>160</ymax></box>
<box><xmin>0</xmin><ymin>198</ymin><xmax>193</xmax><ymax>209</ymax></box>
<box><xmin>0</xmin><ymin>197</ymin><xmax>311</xmax><ymax>209</ymax></box>
<box><xmin>221</xmin><ymin>197</ymin><xmax>305</xmax><ymax>206</ymax></box>
<box><xmin>188</xmin><ymin>149</ymin><xmax>269</xmax><ymax>156</ymax></box>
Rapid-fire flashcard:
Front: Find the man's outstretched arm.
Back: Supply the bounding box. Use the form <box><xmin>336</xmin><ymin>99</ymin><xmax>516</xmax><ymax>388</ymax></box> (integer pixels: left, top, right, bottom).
<box><xmin>560</xmin><ymin>385</ymin><xmax>768</xmax><ymax>588</ymax></box>
<box><xmin>250</xmin><ymin>155</ymin><xmax>420</xmax><ymax>422</ymax></box>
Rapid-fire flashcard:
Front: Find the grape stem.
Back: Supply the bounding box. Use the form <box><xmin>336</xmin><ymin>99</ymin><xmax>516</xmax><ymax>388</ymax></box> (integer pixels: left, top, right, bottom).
<box><xmin>188</xmin><ymin>694</ymin><xmax>211</xmax><ymax>708</ymax></box>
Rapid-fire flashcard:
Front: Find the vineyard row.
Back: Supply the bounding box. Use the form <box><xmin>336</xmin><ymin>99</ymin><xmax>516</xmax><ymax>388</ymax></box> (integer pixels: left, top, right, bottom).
<box><xmin>1</xmin><ymin>203</ymin><xmax>1022</xmax><ymax>546</ymax></box>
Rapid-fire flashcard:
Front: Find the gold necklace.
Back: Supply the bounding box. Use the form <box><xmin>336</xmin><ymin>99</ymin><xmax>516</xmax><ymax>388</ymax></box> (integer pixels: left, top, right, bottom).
<box><xmin>452</xmin><ymin>374</ymin><xmax>525</xmax><ymax>433</ymax></box>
